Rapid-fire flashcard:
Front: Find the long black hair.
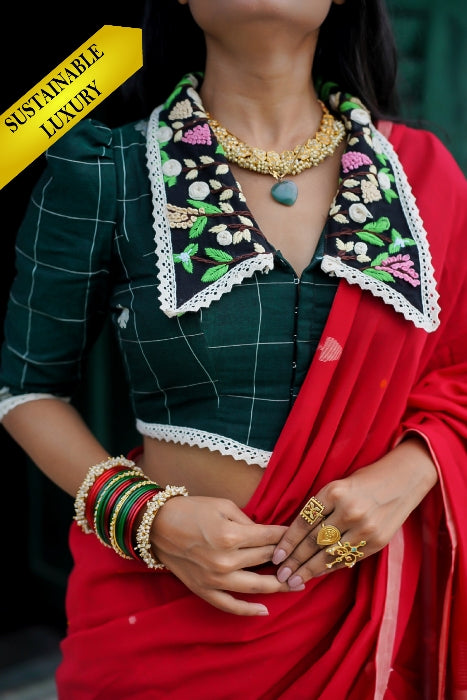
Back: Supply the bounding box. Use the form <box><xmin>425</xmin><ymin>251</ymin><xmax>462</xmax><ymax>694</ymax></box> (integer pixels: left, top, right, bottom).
<box><xmin>114</xmin><ymin>0</ymin><xmax>399</xmax><ymax>124</ymax></box>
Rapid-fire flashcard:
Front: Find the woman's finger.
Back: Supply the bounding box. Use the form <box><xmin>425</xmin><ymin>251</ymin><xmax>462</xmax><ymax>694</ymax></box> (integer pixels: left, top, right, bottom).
<box><xmin>272</xmin><ymin>497</ymin><xmax>329</xmax><ymax>565</ymax></box>
<box><xmin>286</xmin><ymin>534</ymin><xmax>372</xmax><ymax>585</ymax></box>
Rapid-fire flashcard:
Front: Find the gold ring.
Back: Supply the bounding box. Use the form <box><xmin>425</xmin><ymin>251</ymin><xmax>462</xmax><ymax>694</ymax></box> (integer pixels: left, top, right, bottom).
<box><xmin>316</xmin><ymin>523</ymin><xmax>342</xmax><ymax>546</ymax></box>
<box><xmin>325</xmin><ymin>541</ymin><xmax>367</xmax><ymax>569</ymax></box>
<box><xmin>299</xmin><ymin>496</ymin><xmax>325</xmax><ymax>526</ymax></box>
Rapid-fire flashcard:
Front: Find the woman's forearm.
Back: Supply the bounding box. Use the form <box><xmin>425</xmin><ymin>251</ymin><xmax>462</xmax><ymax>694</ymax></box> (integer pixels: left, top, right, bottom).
<box><xmin>2</xmin><ymin>399</ymin><xmax>109</xmax><ymax>497</ymax></box>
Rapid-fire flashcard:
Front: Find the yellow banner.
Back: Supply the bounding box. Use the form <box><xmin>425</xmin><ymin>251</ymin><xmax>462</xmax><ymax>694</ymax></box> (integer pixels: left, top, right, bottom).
<box><xmin>0</xmin><ymin>25</ymin><xmax>142</xmax><ymax>190</ymax></box>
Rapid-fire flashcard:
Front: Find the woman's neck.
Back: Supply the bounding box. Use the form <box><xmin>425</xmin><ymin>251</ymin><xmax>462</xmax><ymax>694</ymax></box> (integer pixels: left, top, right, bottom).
<box><xmin>199</xmin><ymin>35</ymin><xmax>323</xmax><ymax>151</ymax></box>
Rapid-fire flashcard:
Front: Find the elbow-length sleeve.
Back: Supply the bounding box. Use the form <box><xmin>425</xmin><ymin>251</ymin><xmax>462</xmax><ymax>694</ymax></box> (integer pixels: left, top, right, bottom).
<box><xmin>0</xmin><ymin>118</ymin><xmax>117</xmax><ymax>419</ymax></box>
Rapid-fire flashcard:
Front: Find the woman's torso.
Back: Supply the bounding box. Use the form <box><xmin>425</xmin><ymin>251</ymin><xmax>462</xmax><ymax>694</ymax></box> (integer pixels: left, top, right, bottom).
<box><xmin>130</xmin><ymin>144</ymin><xmax>344</xmax><ymax>505</ymax></box>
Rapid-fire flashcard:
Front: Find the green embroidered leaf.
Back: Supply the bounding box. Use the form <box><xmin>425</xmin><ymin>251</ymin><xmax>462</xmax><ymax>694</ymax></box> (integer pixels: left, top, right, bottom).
<box><xmin>189</xmin><ymin>216</ymin><xmax>208</xmax><ymax>239</ymax></box>
<box><xmin>201</xmin><ymin>264</ymin><xmax>229</xmax><ymax>283</ymax></box>
<box><xmin>388</xmin><ymin>174</ymin><xmax>395</xmax><ymax>182</ymax></box>
<box><xmin>205</xmin><ymin>248</ymin><xmax>234</xmax><ymax>262</ymax></box>
<box><xmin>376</xmin><ymin>153</ymin><xmax>388</xmax><ymax>166</ymax></box>
<box><xmin>340</xmin><ymin>100</ymin><xmax>363</xmax><ymax>111</ymax></box>
<box><xmin>163</xmin><ymin>175</ymin><xmax>177</xmax><ymax>188</ymax></box>
<box><xmin>187</xmin><ymin>199</ymin><xmax>223</xmax><ymax>214</ymax></box>
<box><xmin>357</xmin><ymin>232</ymin><xmax>385</xmax><ymax>246</ymax></box>
<box><xmin>185</xmin><ymin>243</ymin><xmax>199</xmax><ymax>256</ymax></box>
<box><xmin>363</xmin><ymin>217</ymin><xmax>390</xmax><ymax>233</ymax></box>
<box><xmin>319</xmin><ymin>81</ymin><xmax>339</xmax><ymax>101</ymax></box>
<box><xmin>371</xmin><ymin>252</ymin><xmax>390</xmax><ymax>267</ymax></box>
<box><xmin>364</xmin><ymin>268</ymin><xmax>395</xmax><ymax>283</ymax></box>
<box><xmin>160</xmin><ymin>150</ymin><xmax>169</xmax><ymax>163</ymax></box>
<box><xmin>182</xmin><ymin>259</ymin><xmax>194</xmax><ymax>273</ymax></box>
<box><xmin>384</xmin><ymin>189</ymin><xmax>398</xmax><ymax>203</ymax></box>
<box><xmin>379</xmin><ymin>167</ymin><xmax>390</xmax><ymax>174</ymax></box>
<box><xmin>215</xmin><ymin>144</ymin><xmax>225</xmax><ymax>155</ymax></box>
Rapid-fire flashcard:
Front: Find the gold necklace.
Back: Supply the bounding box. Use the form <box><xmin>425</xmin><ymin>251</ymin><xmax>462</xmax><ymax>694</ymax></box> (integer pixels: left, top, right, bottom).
<box><xmin>206</xmin><ymin>100</ymin><xmax>346</xmax><ymax>206</ymax></box>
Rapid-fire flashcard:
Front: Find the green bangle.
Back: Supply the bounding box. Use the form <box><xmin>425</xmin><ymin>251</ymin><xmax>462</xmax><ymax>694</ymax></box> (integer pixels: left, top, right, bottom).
<box><xmin>113</xmin><ymin>482</ymin><xmax>158</xmax><ymax>557</ymax></box>
<box><xmin>93</xmin><ymin>471</ymin><xmax>143</xmax><ymax>546</ymax></box>
<box><xmin>109</xmin><ymin>481</ymin><xmax>155</xmax><ymax>559</ymax></box>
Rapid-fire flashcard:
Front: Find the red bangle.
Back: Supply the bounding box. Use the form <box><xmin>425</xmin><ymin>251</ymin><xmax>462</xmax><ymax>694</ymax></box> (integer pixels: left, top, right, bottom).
<box><xmin>84</xmin><ymin>466</ymin><xmax>123</xmax><ymax>530</ymax></box>
<box><xmin>101</xmin><ymin>476</ymin><xmax>143</xmax><ymax>542</ymax></box>
<box><xmin>125</xmin><ymin>488</ymin><xmax>161</xmax><ymax>559</ymax></box>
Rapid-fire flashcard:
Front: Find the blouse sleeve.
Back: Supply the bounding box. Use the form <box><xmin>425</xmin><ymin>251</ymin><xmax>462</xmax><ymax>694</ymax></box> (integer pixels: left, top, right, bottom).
<box><xmin>0</xmin><ymin>118</ymin><xmax>117</xmax><ymax>420</ymax></box>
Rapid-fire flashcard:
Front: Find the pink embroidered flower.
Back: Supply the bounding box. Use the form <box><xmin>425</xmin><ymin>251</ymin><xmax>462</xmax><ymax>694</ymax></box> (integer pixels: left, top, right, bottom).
<box><xmin>182</xmin><ymin>124</ymin><xmax>212</xmax><ymax>145</ymax></box>
<box><xmin>375</xmin><ymin>254</ymin><xmax>421</xmax><ymax>287</ymax></box>
<box><xmin>341</xmin><ymin>151</ymin><xmax>373</xmax><ymax>173</ymax></box>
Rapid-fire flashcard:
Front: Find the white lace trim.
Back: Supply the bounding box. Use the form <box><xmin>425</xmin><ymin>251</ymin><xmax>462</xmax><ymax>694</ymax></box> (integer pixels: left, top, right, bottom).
<box><xmin>0</xmin><ymin>388</ymin><xmax>71</xmax><ymax>421</ymax></box>
<box><xmin>322</xmin><ymin>127</ymin><xmax>440</xmax><ymax>332</ymax></box>
<box><xmin>145</xmin><ymin>106</ymin><xmax>274</xmax><ymax>317</ymax></box>
<box><xmin>136</xmin><ymin>419</ymin><xmax>272</xmax><ymax>468</ymax></box>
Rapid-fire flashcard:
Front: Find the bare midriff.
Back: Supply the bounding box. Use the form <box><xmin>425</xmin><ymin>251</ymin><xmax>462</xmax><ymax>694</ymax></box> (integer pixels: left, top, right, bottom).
<box><xmin>139</xmin><ymin>437</ymin><xmax>265</xmax><ymax>509</ymax></box>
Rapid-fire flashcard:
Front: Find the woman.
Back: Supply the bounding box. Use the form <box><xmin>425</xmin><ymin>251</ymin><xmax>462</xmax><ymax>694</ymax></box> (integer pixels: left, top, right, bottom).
<box><xmin>1</xmin><ymin>0</ymin><xmax>466</xmax><ymax>697</ymax></box>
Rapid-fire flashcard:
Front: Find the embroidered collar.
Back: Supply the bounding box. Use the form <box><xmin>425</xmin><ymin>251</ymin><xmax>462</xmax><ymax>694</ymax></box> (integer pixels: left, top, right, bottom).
<box><xmin>144</xmin><ymin>73</ymin><xmax>440</xmax><ymax>331</ymax></box>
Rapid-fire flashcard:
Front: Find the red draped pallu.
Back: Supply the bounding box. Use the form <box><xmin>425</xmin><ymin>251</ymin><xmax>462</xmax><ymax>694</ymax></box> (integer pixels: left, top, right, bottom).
<box><xmin>56</xmin><ymin>124</ymin><xmax>467</xmax><ymax>699</ymax></box>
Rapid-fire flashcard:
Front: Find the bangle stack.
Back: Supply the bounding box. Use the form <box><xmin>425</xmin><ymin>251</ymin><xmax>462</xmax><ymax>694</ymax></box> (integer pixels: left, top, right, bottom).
<box><xmin>73</xmin><ymin>455</ymin><xmax>188</xmax><ymax>569</ymax></box>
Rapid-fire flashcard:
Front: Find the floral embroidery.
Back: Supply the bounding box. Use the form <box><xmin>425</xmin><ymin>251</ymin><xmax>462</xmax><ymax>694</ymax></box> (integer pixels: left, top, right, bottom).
<box><xmin>145</xmin><ymin>73</ymin><xmax>440</xmax><ymax>329</ymax></box>
<box><xmin>182</xmin><ymin>124</ymin><xmax>212</xmax><ymax>145</ymax></box>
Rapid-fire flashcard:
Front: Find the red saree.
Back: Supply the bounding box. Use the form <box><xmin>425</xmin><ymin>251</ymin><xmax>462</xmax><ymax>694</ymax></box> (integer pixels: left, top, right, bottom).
<box><xmin>56</xmin><ymin>124</ymin><xmax>467</xmax><ymax>699</ymax></box>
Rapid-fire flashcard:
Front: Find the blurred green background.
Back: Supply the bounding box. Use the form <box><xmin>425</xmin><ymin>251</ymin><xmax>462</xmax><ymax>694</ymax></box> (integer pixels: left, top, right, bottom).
<box><xmin>0</xmin><ymin>0</ymin><xmax>466</xmax><ymax>641</ymax></box>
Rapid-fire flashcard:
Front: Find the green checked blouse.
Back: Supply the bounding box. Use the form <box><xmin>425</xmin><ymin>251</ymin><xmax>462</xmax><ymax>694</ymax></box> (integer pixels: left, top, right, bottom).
<box><xmin>0</xmin><ymin>101</ymin><xmax>338</xmax><ymax>468</ymax></box>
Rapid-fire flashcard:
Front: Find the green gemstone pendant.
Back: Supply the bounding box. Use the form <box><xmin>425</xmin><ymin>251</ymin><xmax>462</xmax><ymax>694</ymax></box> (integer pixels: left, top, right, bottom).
<box><xmin>271</xmin><ymin>180</ymin><xmax>298</xmax><ymax>206</ymax></box>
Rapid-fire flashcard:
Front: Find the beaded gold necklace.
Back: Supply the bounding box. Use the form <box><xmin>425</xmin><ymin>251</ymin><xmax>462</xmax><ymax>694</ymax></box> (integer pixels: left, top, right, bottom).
<box><xmin>207</xmin><ymin>100</ymin><xmax>346</xmax><ymax>206</ymax></box>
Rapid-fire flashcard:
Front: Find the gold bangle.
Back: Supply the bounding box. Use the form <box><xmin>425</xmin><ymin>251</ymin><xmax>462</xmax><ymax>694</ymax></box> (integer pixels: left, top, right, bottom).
<box><xmin>135</xmin><ymin>485</ymin><xmax>189</xmax><ymax>570</ymax></box>
<box><xmin>74</xmin><ymin>456</ymin><xmax>143</xmax><ymax>534</ymax></box>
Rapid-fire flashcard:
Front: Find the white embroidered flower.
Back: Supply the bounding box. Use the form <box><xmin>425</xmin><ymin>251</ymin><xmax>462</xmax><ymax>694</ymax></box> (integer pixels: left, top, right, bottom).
<box><xmin>349</xmin><ymin>203</ymin><xmax>372</xmax><ymax>223</ymax></box>
<box><xmin>188</xmin><ymin>181</ymin><xmax>210</xmax><ymax>200</ymax></box>
<box><xmin>377</xmin><ymin>172</ymin><xmax>392</xmax><ymax>190</ymax></box>
<box><xmin>134</xmin><ymin>120</ymin><xmax>147</xmax><ymax>137</ymax></box>
<box><xmin>217</xmin><ymin>230</ymin><xmax>233</xmax><ymax>245</ymax></box>
<box><xmin>156</xmin><ymin>126</ymin><xmax>173</xmax><ymax>142</ymax></box>
<box><xmin>117</xmin><ymin>306</ymin><xmax>129</xmax><ymax>329</ymax></box>
<box><xmin>354</xmin><ymin>242</ymin><xmax>368</xmax><ymax>255</ymax></box>
<box><xmin>179</xmin><ymin>252</ymin><xmax>191</xmax><ymax>264</ymax></box>
<box><xmin>351</xmin><ymin>108</ymin><xmax>371</xmax><ymax>125</ymax></box>
<box><xmin>162</xmin><ymin>159</ymin><xmax>182</xmax><ymax>177</ymax></box>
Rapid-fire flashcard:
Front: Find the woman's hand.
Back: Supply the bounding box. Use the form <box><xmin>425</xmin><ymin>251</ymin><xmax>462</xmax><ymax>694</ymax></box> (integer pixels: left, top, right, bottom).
<box><xmin>271</xmin><ymin>437</ymin><xmax>439</xmax><ymax>589</ymax></box>
<box><xmin>150</xmin><ymin>495</ymin><xmax>292</xmax><ymax>616</ymax></box>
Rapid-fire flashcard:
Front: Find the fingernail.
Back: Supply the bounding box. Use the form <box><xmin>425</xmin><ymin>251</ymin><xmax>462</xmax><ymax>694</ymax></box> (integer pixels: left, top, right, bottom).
<box><xmin>288</xmin><ymin>575</ymin><xmax>303</xmax><ymax>589</ymax></box>
<box><xmin>256</xmin><ymin>605</ymin><xmax>269</xmax><ymax>616</ymax></box>
<box><xmin>289</xmin><ymin>584</ymin><xmax>306</xmax><ymax>592</ymax></box>
<box><xmin>277</xmin><ymin>566</ymin><xmax>292</xmax><ymax>583</ymax></box>
<box><xmin>272</xmin><ymin>548</ymin><xmax>287</xmax><ymax>565</ymax></box>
